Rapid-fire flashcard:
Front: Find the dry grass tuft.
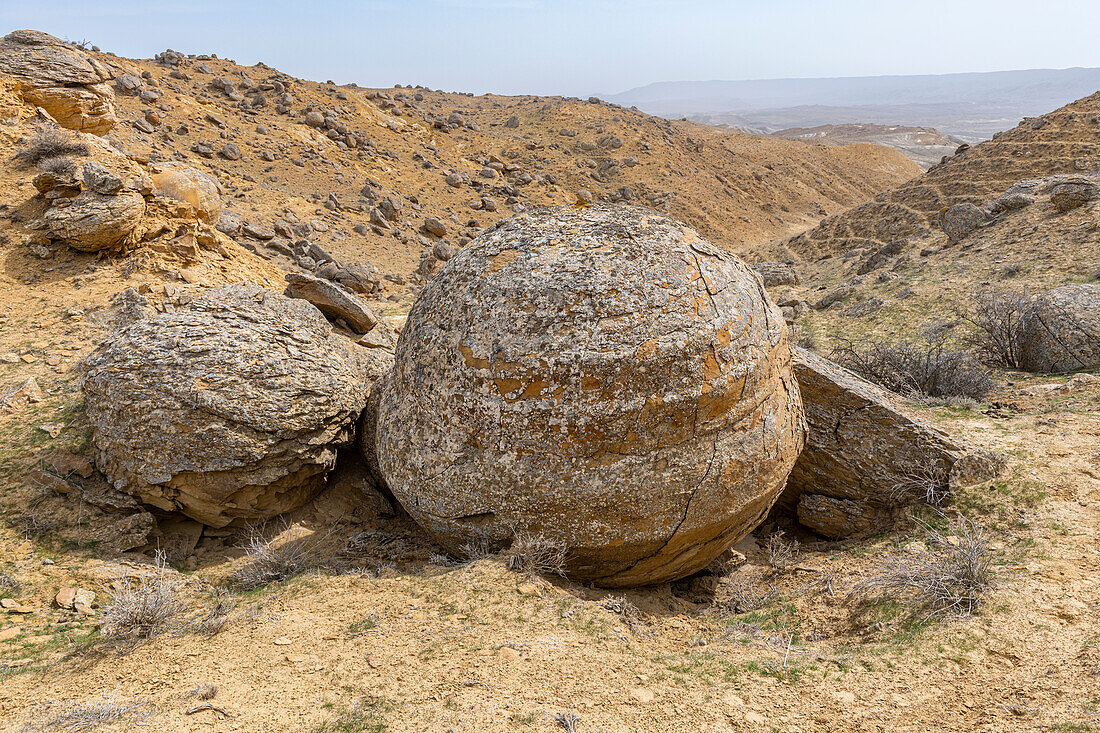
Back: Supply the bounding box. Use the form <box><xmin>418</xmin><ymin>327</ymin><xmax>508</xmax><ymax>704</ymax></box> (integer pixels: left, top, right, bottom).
<box><xmin>504</xmin><ymin>530</ymin><xmax>568</xmax><ymax>577</ymax></box>
<box><xmin>193</xmin><ymin>589</ymin><xmax>234</xmax><ymax>636</ymax></box>
<box><xmin>38</xmin><ymin>692</ymin><xmax>138</xmax><ymax>731</ymax></box>
<box><xmin>459</xmin><ymin>537</ymin><xmax>497</xmax><ymax>562</ymax></box>
<box><xmin>719</xmin><ymin>578</ymin><xmax>780</xmax><ymax>614</ymax></box>
<box><xmin>230</xmin><ymin>526</ymin><xmax>325</xmax><ymax>591</ymax></box>
<box><xmin>850</xmin><ymin>514</ymin><xmax>994</xmax><ymax>619</ymax></box>
<box><xmin>889</xmin><ymin>463</ymin><xmax>951</xmax><ymax>506</ymax></box>
<box><xmin>766</xmin><ymin>531</ymin><xmax>800</xmax><ymax>571</ymax></box>
<box><xmin>100</xmin><ymin>553</ymin><xmax>184</xmax><ymax>648</ymax></box>
<box><xmin>14</xmin><ymin>127</ymin><xmax>90</xmax><ymax>167</ymax></box>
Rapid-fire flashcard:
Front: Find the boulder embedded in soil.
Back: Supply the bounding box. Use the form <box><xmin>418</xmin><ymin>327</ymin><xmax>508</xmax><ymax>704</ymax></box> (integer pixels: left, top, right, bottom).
<box><xmin>44</xmin><ymin>189</ymin><xmax>145</xmax><ymax>251</ymax></box>
<box><xmin>371</xmin><ymin>205</ymin><xmax>806</xmax><ymax>587</ymax></box>
<box><xmin>150</xmin><ymin>163</ymin><xmax>221</xmax><ymax>224</ymax></box>
<box><xmin>1019</xmin><ymin>284</ymin><xmax>1100</xmax><ymax>373</ymax></box>
<box><xmin>81</xmin><ymin>285</ymin><xmax>376</xmax><ymax>527</ymax></box>
<box><xmin>781</xmin><ymin>346</ymin><xmax>1004</xmax><ymax>538</ymax></box>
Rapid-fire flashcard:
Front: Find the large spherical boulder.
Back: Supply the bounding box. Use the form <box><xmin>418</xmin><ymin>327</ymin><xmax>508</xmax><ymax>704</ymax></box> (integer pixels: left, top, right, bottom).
<box><xmin>82</xmin><ymin>285</ymin><xmax>380</xmax><ymax>527</ymax></box>
<box><xmin>370</xmin><ymin>205</ymin><xmax>806</xmax><ymax>586</ymax></box>
<box><xmin>1020</xmin><ymin>284</ymin><xmax>1100</xmax><ymax>373</ymax></box>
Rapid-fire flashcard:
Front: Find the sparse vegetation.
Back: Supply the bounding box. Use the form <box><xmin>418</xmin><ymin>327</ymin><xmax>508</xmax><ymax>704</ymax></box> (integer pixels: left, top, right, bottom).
<box><xmin>314</xmin><ymin>696</ymin><xmax>390</xmax><ymax>733</ymax></box>
<box><xmin>830</xmin><ymin>328</ymin><xmax>994</xmax><ymax>399</ymax></box>
<box><xmin>955</xmin><ymin>288</ymin><xmax>1033</xmax><ymax>369</ymax></box>
<box><xmin>99</xmin><ymin>553</ymin><xmax>184</xmax><ymax>648</ymax></box>
<box><xmin>850</xmin><ymin>514</ymin><xmax>994</xmax><ymax>619</ymax></box>
<box><xmin>230</xmin><ymin>525</ymin><xmax>325</xmax><ymax>591</ymax></box>
<box><xmin>555</xmin><ymin>711</ymin><xmax>581</xmax><ymax>732</ymax></box>
<box><xmin>503</xmin><ymin>530</ymin><xmax>567</xmax><ymax>577</ymax></box>
<box><xmin>14</xmin><ymin>127</ymin><xmax>89</xmax><ymax>167</ymax></box>
<box><xmin>765</xmin><ymin>530</ymin><xmax>800</xmax><ymax>571</ymax></box>
<box><xmin>37</xmin><ymin>692</ymin><xmax>137</xmax><ymax>731</ymax></box>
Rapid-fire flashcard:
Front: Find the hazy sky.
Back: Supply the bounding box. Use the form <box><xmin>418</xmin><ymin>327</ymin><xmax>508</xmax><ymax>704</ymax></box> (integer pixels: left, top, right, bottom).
<box><xmin>2</xmin><ymin>0</ymin><xmax>1098</xmax><ymax>96</ymax></box>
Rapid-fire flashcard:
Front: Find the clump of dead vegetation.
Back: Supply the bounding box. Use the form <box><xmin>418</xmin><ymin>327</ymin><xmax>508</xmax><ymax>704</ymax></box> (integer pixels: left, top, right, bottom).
<box><xmin>830</xmin><ymin>326</ymin><xmax>994</xmax><ymax>400</ymax></box>
<box><xmin>955</xmin><ymin>287</ymin><xmax>1034</xmax><ymax>370</ymax></box>
<box><xmin>14</xmin><ymin>126</ymin><xmax>90</xmax><ymax>167</ymax></box>
<box><xmin>230</xmin><ymin>525</ymin><xmax>326</xmax><ymax>590</ymax></box>
<box><xmin>34</xmin><ymin>692</ymin><xmax>140</xmax><ymax>732</ymax></box>
<box><xmin>600</xmin><ymin>595</ymin><xmax>646</xmax><ymax>633</ymax></box>
<box><xmin>503</xmin><ymin>530</ymin><xmax>567</xmax><ymax>577</ymax></box>
<box><xmin>555</xmin><ymin>711</ymin><xmax>581</xmax><ymax>732</ymax></box>
<box><xmin>99</xmin><ymin>553</ymin><xmax>184</xmax><ymax>648</ymax></box>
<box><xmin>765</xmin><ymin>530</ymin><xmax>801</xmax><ymax>571</ymax></box>
<box><xmin>850</xmin><ymin>514</ymin><xmax>994</xmax><ymax>619</ymax></box>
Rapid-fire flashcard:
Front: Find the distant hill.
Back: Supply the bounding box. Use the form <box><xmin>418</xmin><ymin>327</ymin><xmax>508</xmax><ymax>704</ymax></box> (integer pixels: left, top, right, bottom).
<box><xmin>770</xmin><ymin>123</ymin><xmax>969</xmax><ymax>169</ymax></box>
<box><xmin>607</xmin><ymin>68</ymin><xmax>1100</xmax><ymax>139</ymax></box>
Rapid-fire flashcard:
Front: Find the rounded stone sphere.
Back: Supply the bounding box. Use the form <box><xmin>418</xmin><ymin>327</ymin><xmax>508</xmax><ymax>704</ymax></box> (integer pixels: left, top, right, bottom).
<box><xmin>373</xmin><ymin>205</ymin><xmax>806</xmax><ymax>586</ymax></box>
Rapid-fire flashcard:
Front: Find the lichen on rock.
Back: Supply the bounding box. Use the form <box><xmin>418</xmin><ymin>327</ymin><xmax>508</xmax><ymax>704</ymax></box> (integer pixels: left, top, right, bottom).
<box><xmin>370</xmin><ymin>204</ymin><xmax>806</xmax><ymax>587</ymax></box>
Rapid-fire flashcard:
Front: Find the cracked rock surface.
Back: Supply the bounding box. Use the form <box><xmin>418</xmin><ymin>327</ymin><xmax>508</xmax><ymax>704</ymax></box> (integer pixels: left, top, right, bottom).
<box><xmin>82</xmin><ymin>285</ymin><xmax>376</xmax><ymax>527</ymax></box>
<box><xmin>372</xmin><ymin>204</ymin><xmax>806</xmax><ymax>586</ymax></box>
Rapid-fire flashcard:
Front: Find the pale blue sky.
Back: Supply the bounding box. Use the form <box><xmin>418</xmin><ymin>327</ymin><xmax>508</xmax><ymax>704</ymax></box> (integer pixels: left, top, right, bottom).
<box><xmin>2</xmin><ymin>0</ymin><xmax>1098</xmax><ymax>96</ymax></box>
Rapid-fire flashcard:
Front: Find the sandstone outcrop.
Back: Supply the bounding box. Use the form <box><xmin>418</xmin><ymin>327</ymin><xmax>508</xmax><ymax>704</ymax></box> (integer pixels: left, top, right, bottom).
<box><xmin>371</xmin><ymin>205</ymin><xmax>806</xmax><ymax>586</ymax></box>
<box><xmin>0</xmin><ymin>30</ymin><xmax>118</xmax><ymax>134</ymax></box>
<box><xmin>1020</xmin><ymin>284</ymin><xmax>1100</xmax><ymax>373</ymax></box>
<box><xmin>284</xmin><ymin>271</ymin><xmax>381</xmax><ymax>333</ymax></box>
<box><xmin>82</xmin><ymin>285</ymin><xmax>375</xmax><ymax>527</ymax></box>
<box><xmin>782</xmin><ymin>346</ymin><xmax>1004</xmax><ymax>538</ymax></box>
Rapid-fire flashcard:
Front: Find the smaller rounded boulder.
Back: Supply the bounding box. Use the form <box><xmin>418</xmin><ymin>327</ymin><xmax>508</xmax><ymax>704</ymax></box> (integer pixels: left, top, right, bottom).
<box><xmin>82</xmin><ymin>285</ymin><xmax>376</xmax><ymax>527</ymax></box>
<box><xmin>151</xmin><ymin>163</ymin><xmax>221</xmax><ymax>224</ymax></box>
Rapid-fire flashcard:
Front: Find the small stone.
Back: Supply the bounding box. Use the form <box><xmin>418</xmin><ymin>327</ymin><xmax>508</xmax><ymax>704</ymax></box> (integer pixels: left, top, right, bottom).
<box><xmin>630</xmin><ymin>688</ymin><xmax>655</xmax><ymax>704</ymax></box>
<box><xmin>499</xmin><ymin>646</ymin><xmax>520</xmax><ymax>661</ymax></box>
<box><xmin>0</xmin><ymin>598</ymin><xmax>33</xmax><ymax>613</ymax></box>
<box><xmin>273</xmin><ymin>637</ymin><xmax>293</xmax><ymax>646</ymax></box>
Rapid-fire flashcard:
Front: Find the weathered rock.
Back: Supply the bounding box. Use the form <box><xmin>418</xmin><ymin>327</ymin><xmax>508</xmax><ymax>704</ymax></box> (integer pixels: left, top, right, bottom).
<box><xmin>752</xmin><ymin>261</ymin><xmax>800</xmax><ymax>287</ymax></box>
<box><xmin>150</xmin><ymin>163</ymin><xmax>221</xmax><ymax>224</ymax></box>
<box><xmin>1</xmin><ymin>377</ymin><xmax>43</xmax><ymax>415</ymax></box>
<box><xmin>1019</xmin><ymin>284</ymin><xmax>1100</xmax><ymax>373</ymax></box>
<box><xmin>284</xmin><ymin>271</ymin><xmax>381</xmax><ymax>333</ymax></box>
<box><xmin>0</xmin><ymin>30</ymin><xmax>118</xmax><ymax>134</ymax></box>
<box><xmin>81</xmin><ymin>285</ymin><xmax>376</xmax><ymax>527</ymax></box>
<box><xmin>423</xmin><ymin>217</ymin><xmax>447</xmax><ymax>237</ymax></box>
<box><xmin>781</xmin><ymin>346</ymin><xmax>1003</xmax><ymax>538</ymax></box>
<box><xmin>1050</xmin><ymin>177</ymin><xmax>1099</xmax><ymax>212</ymax></box>
<box><xmin>44</xmin><ymin>189</ymin><xmax>145</xmax><ymax>251</ymax></box>
<box><xmin>939</xmin><ymin>202</ymin><xmax>988</xmax><ymax>243</ymax></box>
<box><xmin>372</xmin><ymin>205</ymin><xmax>806</xmax><ymax>586</ymax></box>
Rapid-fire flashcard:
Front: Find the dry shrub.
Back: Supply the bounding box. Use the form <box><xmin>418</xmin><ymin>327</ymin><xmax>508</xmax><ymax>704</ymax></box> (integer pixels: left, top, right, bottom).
<box><xmin>766</xmin><ymin>530</ymin><xmax>800</xmax><ymax>571</ymax></box>
<box><xmin>230</xmin><ymin>526</ymin><xmax>325</xmax><ymax>590</ymax></box>
<box><xmin>14</xmin><ymin>127</ymin><xmax>89</xmax><ymax>166</ymax></box>
<box><xmin>850</xmin><ymin>514</ymin><xmax>993</xmax><ymax>619</ymax></box>
<box><xmin>889</xmin><ymin>463</ymin><xmax>951</xmax><ymax>506</ymax></box>
<box><xmin>600</xmin><ymin>595</ymin><xmax>645</xmax><ymax>633</ymax></box>
<box><xmin>0</xmin><ymin>568</ymin><xmax>19</xmax><ymax>596</ymax></box>
<box><xmin>504</xmin><ymin>530</ymin><xmax>567</xmax><ymax>577</ymax></box>
<box><xmin>555</xmin><ymin>711</ymin><xmax>581</xmax><ymax>732</ymax></box>
<box><xmin>955</xmin><ymin>288</ymin><xmax>1033</xmax><ymax>369</ymax></box>
<box><xmin>100</xmin><ymin>553</ymin><xmax>184</xmax><ymax>647</ymax></box>
<box><xmin>830</xmin><ymin>328</ymin><xmax>994</xmax><ymax>399</ymax></box>
<box><xmin>37</xmin><ymin>692</ymin><xmax>138</xmax><ymax>732</ymax></box>
<box><xmin>36</xmin><ymin>156</ymin><xmax>79</xmax><ymax>176</ymax></box>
